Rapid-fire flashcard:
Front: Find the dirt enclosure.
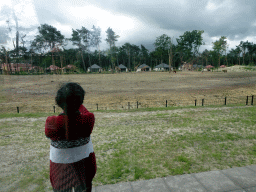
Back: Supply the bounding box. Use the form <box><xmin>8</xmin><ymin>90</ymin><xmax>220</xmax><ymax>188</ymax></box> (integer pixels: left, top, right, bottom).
<box><xmin>0</xmin><ymin>69</ymin><xmax>256</xmax><ymax>113</ymax></box>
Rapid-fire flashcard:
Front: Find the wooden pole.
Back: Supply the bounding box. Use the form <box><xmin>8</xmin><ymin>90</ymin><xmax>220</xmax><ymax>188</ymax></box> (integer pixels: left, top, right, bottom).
<box><xmin>251</xmin><ymin>95</ymin><xmax>254</xmax><ymax>105</ymax></box>
<box><xmin>195</xmin><ymin>99</ymin><xmax>197</xmax><ymax>106</ymax></box>
<box><xmin>246</xmin><ymin>96</ymin><xmax>248</xmax><ymax>105</ymax></box>
<box><xmin>17</xmin><ymin>107</ymin><xmax>19</xmax><ymax>113</ymax></box>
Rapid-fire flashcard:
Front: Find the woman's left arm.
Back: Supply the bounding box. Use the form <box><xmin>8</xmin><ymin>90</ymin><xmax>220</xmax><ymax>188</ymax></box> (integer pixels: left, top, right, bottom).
<box><xmin>45</xmin><ymin>116</ymin><xmax>63</xmax><ymax>140</ymax></box>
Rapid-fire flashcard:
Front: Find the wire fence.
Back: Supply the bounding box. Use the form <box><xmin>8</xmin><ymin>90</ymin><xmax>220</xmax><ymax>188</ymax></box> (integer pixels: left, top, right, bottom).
<box><xmin>0</xmin><ymin>95</ymin><xmax>254</xmax><ymax>114</ymax></box>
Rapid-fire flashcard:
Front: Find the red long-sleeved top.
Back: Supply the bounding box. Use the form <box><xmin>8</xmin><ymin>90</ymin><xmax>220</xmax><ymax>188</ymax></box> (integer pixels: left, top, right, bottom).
<box><xmin>45</xmin><ymin>105</ymin><xmax>97</xmax><ymax>191</ymax></box>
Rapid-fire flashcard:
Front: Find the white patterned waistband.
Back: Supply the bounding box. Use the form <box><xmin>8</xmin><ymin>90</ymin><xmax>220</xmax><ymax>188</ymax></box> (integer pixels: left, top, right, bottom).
<box><xmin>50</xmin><ymin>139</ymin><xmax>94</xmax><ymax>164</ymax></box>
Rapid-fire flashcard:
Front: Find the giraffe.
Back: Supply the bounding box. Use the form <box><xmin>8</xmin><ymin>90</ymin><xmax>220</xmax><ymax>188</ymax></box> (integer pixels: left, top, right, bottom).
<box><xmin>115</xmin><ymin>66</ymin><xmax>121</xmax><ymax>73</ymax></box>
<box><xmin>134</xmin><ymin>64</ymin><xmax>140</xmax><ymax>72</ymax></box>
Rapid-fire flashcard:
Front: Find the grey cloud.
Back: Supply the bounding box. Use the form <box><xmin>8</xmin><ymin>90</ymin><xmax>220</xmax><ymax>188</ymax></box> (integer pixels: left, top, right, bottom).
<box><xmin>3</xmin><ymin>0</ymin><xmax>256</xmax><ymax>51</ymax></box>
<box><xmin>89</xmin><ymin>0</ymin><xmax>256</xmax><ymax>41</ymax></box>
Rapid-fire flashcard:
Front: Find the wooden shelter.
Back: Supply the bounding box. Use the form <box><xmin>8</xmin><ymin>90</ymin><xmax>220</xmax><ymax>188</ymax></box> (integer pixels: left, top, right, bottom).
<box><xmin>136</xmin><ymin>64</ymin><xmax>151</xmax><ymax>72</ymax></box>
<box><xmin>87</xmin><ymin>64</ymin><xmax>102</xmax><ymax>72</ymax></box>
<box><xmin>118</xmin><ymin>64</ymin><xmax>128</xmax><ymax>72</ymax></box>
<box><xmin>153</xmin><ymin>63</ymin><xmax>172</xmax><ymax>71</ymax></box>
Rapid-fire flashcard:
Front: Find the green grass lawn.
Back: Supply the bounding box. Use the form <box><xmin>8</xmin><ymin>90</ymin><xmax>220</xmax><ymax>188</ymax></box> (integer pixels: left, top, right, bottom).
<box><xmin>0</xmin><ymin>104</ymin><xmax>256</xmax><ymax>191</ymax></box>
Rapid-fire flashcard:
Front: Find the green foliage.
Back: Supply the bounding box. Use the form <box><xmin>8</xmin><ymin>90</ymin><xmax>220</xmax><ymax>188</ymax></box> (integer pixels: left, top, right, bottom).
<box><xmin>212</xmin><ymin>36</ymin><xmax>227</xmax><ymax>55</ymax></box>
<box><xmin>91</xmin><ymin>25</ymin><xmax>101</xmax><ymax>48</ymax></box>
<box><xmin>105</xmin><ymin>27</ymin><xmax>120</xmax><ymax>49</ymax></box>
<box><xmin>154</xmin><ymin>34</ymin><xmax>172</xmax><ymax>50</ymax></box>
<box><xmin>176</xmin><ymin>30</ymin><xmax>204</xmax><ymax>62</ymax></box>
<box><xmin>31</xmin><ymin>24</ymin><xmax>65</xmax><ymax>51</ymax></box>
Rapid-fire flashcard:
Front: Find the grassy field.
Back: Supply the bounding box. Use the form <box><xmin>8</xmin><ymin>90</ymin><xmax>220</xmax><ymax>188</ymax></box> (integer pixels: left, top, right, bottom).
<box><xmin>0</xmin><ymin>69</ymin><xmax>256</xmax><ymax>113</ymax></box>
<box><xmin>1</xmin><ymin>104</ymin><xmax>256</xmax><ymax>191</ymax></box>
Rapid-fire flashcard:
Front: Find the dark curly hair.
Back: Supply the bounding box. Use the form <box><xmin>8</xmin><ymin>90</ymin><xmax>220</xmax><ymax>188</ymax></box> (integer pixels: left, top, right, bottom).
<box><xmin>55</xmin><ymin>82</ymin><xmax>85</xmax><ymax>115</ymax></box>
<box><xmin>55</xmin><ymin>82</ymin><xmax>85</xmax><ymax>141</ymax></box>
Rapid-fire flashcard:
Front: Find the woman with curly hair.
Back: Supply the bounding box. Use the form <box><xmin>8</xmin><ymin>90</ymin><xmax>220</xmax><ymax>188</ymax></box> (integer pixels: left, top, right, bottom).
<box><xmin>45</xmin><ymin>82</ymin><xmax>96</xmax><ymax>192</ymax></box>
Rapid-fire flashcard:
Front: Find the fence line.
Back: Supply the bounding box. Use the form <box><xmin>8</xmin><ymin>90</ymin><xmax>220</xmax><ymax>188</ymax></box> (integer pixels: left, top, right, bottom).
<box><xmin>0</xmin><ymin>95</ymin><xmax>254</xmax><ymax>114</ymax></box>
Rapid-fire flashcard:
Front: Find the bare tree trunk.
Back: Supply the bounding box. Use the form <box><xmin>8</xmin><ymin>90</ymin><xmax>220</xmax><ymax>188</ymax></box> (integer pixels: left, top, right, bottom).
<box><xmin>218</xmin><ymin>55</ymin><xmax>220</xmax><ymax>68</ymax></box>
<box><xmin>98</xmin><ymin>47</ymin><xmax>101</xmax><ymax>67</ymax></box>
<box><xmin>31</xmin><ymin>53</ymin><xmax>33</xmax><ymax>73</ymax></box>
<box><xmin>6</xmin><ymin>52</ymin><xmax>9</xmax><ymax>75</ymax></box>
<box><xmin>52</xmin><ymin>52</ymin><xmax>55</xmax><ymax>66</ymax></box>
<box><xmin>16</xmin><ymin>31</ymin><xmax>19</xmax><ymax>62</ymax></box>
<box><xmin>128</xmin><ymin>47</ymin><xmax>130</xmax><ymax>69</ymax></box>
<box><xmin>116</xmin><ymin>53</ymin><xmax>118</xmax><ymax>67</ymax></box>
<box><xmin>88</xmin><ymin>52</ymin><xmax>92</xmax><ymax>72</ymax></box>
<box><xmin>60</xmin><ymin>54</ymin><xmax>63</xmax><ymax>74</ymax></box>
<box><xmin>81</xmin><ymin>50</ymin><xmax>86</xmax><ymax>72</ymax></box>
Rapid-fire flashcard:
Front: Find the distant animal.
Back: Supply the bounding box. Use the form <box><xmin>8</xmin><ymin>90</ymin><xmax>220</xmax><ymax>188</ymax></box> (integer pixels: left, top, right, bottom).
<box><xmin>141</xmin><ymin>66</ymin><xmax>147</xmax><ymax>72</ymax></box>
<box><xmin>222</xmin><ymin>70</ymin><xmax>227</xmax><ymax>73</ymax></box>
<box><xmin>173</xmin><ymin>70</ymin><xmax>176</xmax><ymax>74</ymax></box>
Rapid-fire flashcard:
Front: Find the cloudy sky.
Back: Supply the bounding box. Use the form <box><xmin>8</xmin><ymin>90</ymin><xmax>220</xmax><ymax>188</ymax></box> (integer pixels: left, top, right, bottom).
<box><xmin>0</xmin><ymin>0</ymin><xmax>256</xmax><ymax>53</ymax></box>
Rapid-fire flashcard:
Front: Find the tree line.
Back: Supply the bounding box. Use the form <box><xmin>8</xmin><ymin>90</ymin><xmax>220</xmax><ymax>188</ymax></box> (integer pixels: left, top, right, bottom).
<box><xmin>1</xmin><ymin>23</ymin><xmax>256</xmax><ymax>73</ymax></box>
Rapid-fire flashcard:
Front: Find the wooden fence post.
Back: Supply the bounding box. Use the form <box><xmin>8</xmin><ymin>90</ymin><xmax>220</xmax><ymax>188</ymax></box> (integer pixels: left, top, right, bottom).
<box><xmin>246</xmin><ymin>96</ymin><xmax>248</xmax><ymax>105</ymax></box>
<box><xmin>166</xmin><ymin>100</ymin><xmax>167</xmax><ymax>107</ymax></box>
<box><xmin>195</xmin><ymin>99</ymin><xmax>197</xmax><ymax>106</ymax></box>
<box><xmin>251</xmin><ymin>96</ymin><xmax>254</xmax><ymax>105</ymax></box>
<box><xmin>137</xmin><ymin>101</ymin><xmax>138</xmax><ymax>109</ymax></box>
<box><xmin>53</xmin><ymin>106</ymin><xmax>55</xmax><ymax>113</ymax></box>
<box><xmin>17</xmin><ymin>107</ymin><xmax>19</xmax><ymax>113</ymax></box>
<box><xmin>128</xmin><ymin>102</ymin><xmax>130</xmax><ymax>110</ymax></box>
<box><xmin>225</xmin><ymin>97</ymin><xmax>227</xmax><ymax>105</ymax></box>
<box><xmin>202</xmin><ymin>99</ymin><xmax>204</xmax><ymax>106</ymax></box>
<box><xmin>96</xmin><ymin>104</ymin><xmax>98</xmax><ymax>110</ymax></box>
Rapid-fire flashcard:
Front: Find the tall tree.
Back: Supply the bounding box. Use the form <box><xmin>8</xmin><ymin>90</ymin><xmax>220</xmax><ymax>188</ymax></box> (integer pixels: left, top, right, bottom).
<box><xmin>131</xmin><ymin>44</ymin><xmax>140</xmax><ymax>69</ymax></box>
<box><xmin>246</xmin><ymin>42</ymin><xmax>254</xmax><ymax>64</ymax></box>
<box><xmin>91</xmin><ymin>25</ymin><xmax>101</xmax><ymax>66</ymax></box>
<box><xmin>202</xmin><ymin>49</ymin><xmax>210</xmax><ymax>66</ymax></box>
<box><xmin>154</xmin><ymin>34</ymin><xmax>171</xmax><ymax>64</ymax></box>
<box><xmin>0</xmin><ymin>46</ymin><xmax>11</xmax><ymax>74</ymax></box>
<box><xmin>105</xmin><ymin>27</ymin><xmax>120</xmax><ymax>69</ymax></box>
<box><xmin>212</xmin><ymin>36</ymin><xmax>227</xmax><ymax>68</ymax></box>
<box><xmin>228</xmin><ymin>48</ymin><xmax>237</xmax><ymax>65</ymax></box>
<box><xmin>122</xmin><ymin>43</ymin><xmax>131</xmax><ymax>69</ymax></box>
<box><xmin>235</xmin><ymin>46</ymin><xmax>241</xmax><ymax>65</ymax></box>
<box><xmin>69</xmin><ymin>27</ymin><xmax>91</xmax><ymax>72</ymax></box>
<box><xmin>176</xmin><ymin>30</ymin><xmax>204</xmax><ymax>63</ymax></box>
<box><xmin>31</xmin><ymin>24</ymin><xmax>64</xmax><ymax>67</ymax></box>
<box><xmin>239</xmin><ymin>41</ymin><xmax>249</xmax><ymax>65</ymax></box>
<box><xmin>140</xmin><ymin>44</ymin><xmax>149</xmax><ymax>64</ymax></box>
